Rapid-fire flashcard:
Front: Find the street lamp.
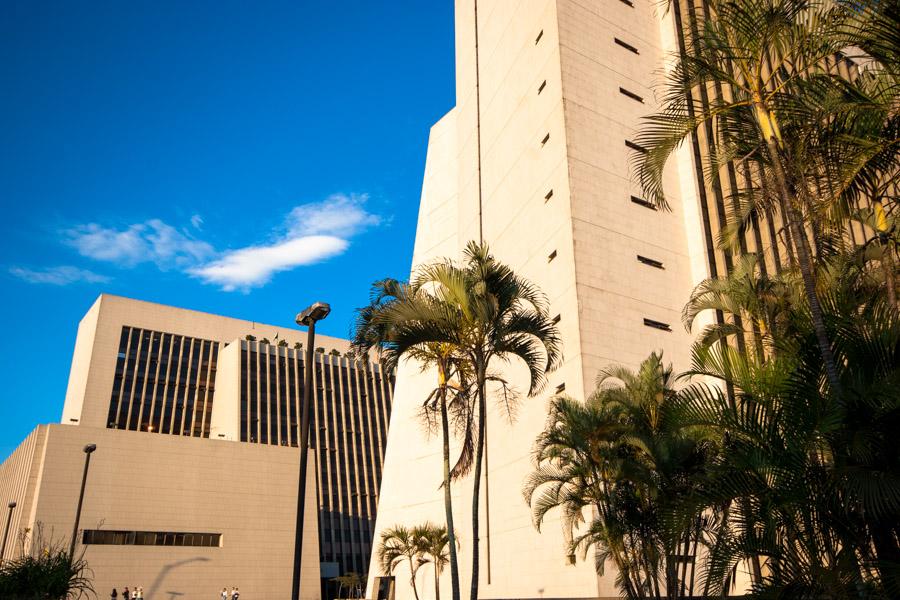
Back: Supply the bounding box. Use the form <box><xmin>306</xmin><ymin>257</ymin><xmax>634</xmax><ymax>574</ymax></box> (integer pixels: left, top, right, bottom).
<box><xmin>291</xmin><ymin>301</ymin><xmax>330</xmax><ymax>600</ymax></box>
<box><xmin>69</xmin><ymin>443</ymin><xmax>97</xmax><ymax>558</ymax></box>
<box><xmin>1</xmin><ymin>501</ymin><xmax>16</xmax><ymax>566</ymax></box>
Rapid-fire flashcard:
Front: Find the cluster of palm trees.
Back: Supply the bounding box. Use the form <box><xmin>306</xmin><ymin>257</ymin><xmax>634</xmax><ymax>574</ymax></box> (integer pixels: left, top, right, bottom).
<box><xmin>524</xmin><ymin>0</ymin><xmax>899</xmax><ymax>598</ymax></box>
<box><xmin>376</xmin><ymin>524</ymin><xmax>451</xmax><ymax>600</ymax></box>
<box><xmin>354</xmin><ymin>243</ymin><xmax>562</xmax><ymax>600</ymax></box>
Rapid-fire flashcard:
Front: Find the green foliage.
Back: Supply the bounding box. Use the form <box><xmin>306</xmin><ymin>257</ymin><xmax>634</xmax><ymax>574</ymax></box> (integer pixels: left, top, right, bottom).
<box><xmin>0</xmin><ymin>524</ymin><xmax>94</xmax><ymax>600</ymax></box>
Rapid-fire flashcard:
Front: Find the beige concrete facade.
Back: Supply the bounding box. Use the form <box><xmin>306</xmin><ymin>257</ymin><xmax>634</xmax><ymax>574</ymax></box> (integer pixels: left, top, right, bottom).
<box><xmin>368</xmin><ymin>1</ymin><xmax>725</xmax><ymax>599</ymax></box>
<box><xmin>0</xmin><ymin>424</ymin><xmax>320</xmax><ymax>599</ymax></box>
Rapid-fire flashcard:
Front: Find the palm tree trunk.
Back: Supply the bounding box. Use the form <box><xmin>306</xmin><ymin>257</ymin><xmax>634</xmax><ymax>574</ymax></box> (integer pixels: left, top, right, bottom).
<box><xmin>410</xmin><ymin>559</ymin><xmax>421</xmax><ymax>600</ymax></box>
<box><xmin>434</xmin><ymin>564</ymin><xmax>441</xmax><ymax>600</ymax></box>
<box><xmin>765</xmin><ymin>136</ymin><xmax>842</xmax><ymax>396</ymax></box>
<box><xmin>439</xmin><ymin>387</ymin><xmax>460</xmax><ymax>600</ymax></box>
<box><xmin>469</xmin><ymin>370</ymin><xmax>487</xmax><ymax>600</ymax></box>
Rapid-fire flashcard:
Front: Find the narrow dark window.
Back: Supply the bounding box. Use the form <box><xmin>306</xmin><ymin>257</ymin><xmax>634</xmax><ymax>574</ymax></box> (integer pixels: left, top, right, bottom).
<box><xmin>619</xmin><ymin>87</ymin><xmax>644</xmax><ymax>103</ymax></box>
<box><xmin>614</xmin><ymin>38</ymin><xmax>640</xmax><ymax>54</ymax></box>
<box><xmin>643</xmin><ymin>318</ymin><xmax>672</xmax><ymax>331</ymax></box>
<box><xmin>630</xmin><ymin>195</ymin><xmax>657</xmax><ymax>210</ymax></box>
<box><xmin>538</xmin><ymin>80</ymin><xmax>547</xmax><ymax>94</ymax></box>
<box><xmin>535</xmin><ymin>29</ymin><xmax>544</xmax><ymax>44</ymax></box>
<box><xmin>541</xmin><ymin>133</ymin><xmax>550</xmax><ymax>146</ymax></box>
<box><xmin>545</xmin><ymin>189</ymin><xmax>554</xmax><ymax>201</ymax></box>
<box><xmin>556</xmin><ymin>383</ymin><xmax>566</xmax><ymax>393</ymax></box>
<box><xmin>552</xmin><ymin>314</ymin><xmax>561</xmax><ymax>324</ymax></box>
<box><xmin>637</xmin><ymin>255</ymin><xmax>664</xmax><ymax>269</ymax></box>
<box><xmin>619</xmin><ymin>0</ymin><xmax>634</xmax><ymax>6</ymax></box>
<box><xmin>548</xmin><ymin>250</ymin><xmax>557</xmax><ymax>262</ymax></box>
<box><xmin>625</xmin><ymin>140</ymin><xmax>648</xmax><ymax>153</ymax></box>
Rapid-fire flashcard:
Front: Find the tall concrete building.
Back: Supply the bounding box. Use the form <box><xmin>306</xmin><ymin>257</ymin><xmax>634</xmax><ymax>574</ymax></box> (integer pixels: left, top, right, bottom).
<box><xmin>368</xmin><ymin>1</ymin><xmax>740</xmax><ymax>599</ymax></box>
<box><xmin>1</xmin><ymin>294</ymin><xmax>393</xmax><ymax>599</ymax></box>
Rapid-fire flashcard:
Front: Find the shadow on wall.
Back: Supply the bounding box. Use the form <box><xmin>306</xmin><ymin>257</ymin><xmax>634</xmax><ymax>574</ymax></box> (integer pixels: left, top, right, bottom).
<box><xmin>145</xmin><ymin>556</ymin><xmax>210</xmax><ymax>600</ymax></box>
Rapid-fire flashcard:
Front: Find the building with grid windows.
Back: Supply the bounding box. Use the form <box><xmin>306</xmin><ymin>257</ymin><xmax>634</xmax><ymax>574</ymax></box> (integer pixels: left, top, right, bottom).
<box><xmin>0</xmin><ymin>294</ymin><xmax>393</xmax><ymax>599</ymax></box>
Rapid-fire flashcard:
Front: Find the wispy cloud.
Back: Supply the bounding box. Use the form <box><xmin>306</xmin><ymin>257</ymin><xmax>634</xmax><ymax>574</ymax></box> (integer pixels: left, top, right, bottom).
<box><xmin>66</xmin><ymin>219</ymin><xmax>213</xmax><ymax>269</ymax></box>
<box><xmin>189</xmin><ymin>193</ymin><xmax>379</xmax><ymax>291</ymax></box>
<box><xmin>58</xmin><ymin>193</ymin><xmax>381</xmax><ymax>292</ymax></box>
<box><xmin>189</xmin><ymin>236</ymin><xmax>348</xmax><ymax>291</ymax></box>
<box><xmin>10</xmin><ymin>266</ymin><xmax>110</xmax><ymax>286</ymax></box>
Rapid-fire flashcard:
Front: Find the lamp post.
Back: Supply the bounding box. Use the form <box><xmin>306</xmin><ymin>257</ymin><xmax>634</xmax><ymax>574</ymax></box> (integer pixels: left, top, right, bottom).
<box><xmin>69</xmin><ymin>443</ymin><xmax>97</xmax><ymax>558</ymax></box>
<box><xmin>291</xmin><ymin>302</ymin><xmax>330</xmax><ymax>600</ymax></box>
<box><xmin>1</xmin><ymin>501</ymin><xmax>16</xmax><ymax>566</ymax></box>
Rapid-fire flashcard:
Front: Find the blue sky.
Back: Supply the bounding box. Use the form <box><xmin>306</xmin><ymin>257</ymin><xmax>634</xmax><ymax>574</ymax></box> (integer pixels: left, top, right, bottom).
<box><xmin>0</xmin><ymin>1</ymin><xmax>455</xmax><ymax>459</ymax></box>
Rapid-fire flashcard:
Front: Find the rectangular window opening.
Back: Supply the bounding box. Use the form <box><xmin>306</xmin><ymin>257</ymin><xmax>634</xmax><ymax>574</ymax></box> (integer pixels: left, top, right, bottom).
<box><xmin>535</xmin><ymin>29</ymin><xmax>544</xmax><ymax>44</ymax></box>
<box><xmin>538</xmin><ymin>80</ymin><xmax>547</xmax><ymax>94</ymax></box>
<box><xmin>544</xmin><ymin>189</ymin><xmax>554</xmax><ymax>202</ymax></box>
<box><xmin>83</xmin><ymin>529</ymin><xmax>222</xmax><ymax>547</ymax></box>
<box><xmin>630</xmin><ymin>195</ymin><xmax>657</xmax><ymax>210</ymax></box>
<box><xmin>643</xmin><ymin>318</ymin><xmax>672</xmax><ymax>332</ymax></box>
<box><xmin>637</xmin><ymin>255</ymin><xmax>664</xmax><ymax>269</ymax></box>
<box><xmin>541</xmin><ymin>133</ymin><xmax>550</xmax><ymax>146</ymax></box>
<box><xmin>614</xmin><ymin>38</ymin><xmax>640</xmax><ymax>54</ymax></box>
<box><xmin>625</xmin><ymin>140</ymin><xmax>648</xmax><ymax>154</ymax></box>
<box><xmin>548</xmin><ymin>250</ymin><xmax>557</xmax><ymax>262</ymax></box>
<box><xmin>619</xmin><ymin>87</ymin><xmax>644</xmax><ymax>103</ymax></box>
<box><xmin>619</xmin><ymin>0</ymin><xmax>634</xmax><ymax>6</ymax></box>
<box><xmin>555</xmin><ymin>383</ymin><xmax>566</xmax><ymax>394</ymax></box>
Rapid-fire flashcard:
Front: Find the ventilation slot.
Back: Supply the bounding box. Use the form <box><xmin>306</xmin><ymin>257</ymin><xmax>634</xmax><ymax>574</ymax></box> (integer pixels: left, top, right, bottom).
<box><xmin>619</xmin><ymin>0</ymin><xmax>634</xmax><ymax>6</ymax></box>
<box><xmin>548</xmin><ymin>250</ymin><xmax>557</xmax><ymax>262</ymax></box>
<box><xmin>538</xmin><ymin>80</ymin><xmax>547</xmax><ymax>94</ymax></box>
<box><xmin>637</xmin><ymin>255</ymin><xmax>664</xmax><ymax>269</ymax></box>
<box><xmin>556</xmin><ymin>382</ymin><xmax>566</xmax><ymax>393</ymax></box>
<box><xmin>541</xmin><ymin>133</ymin><xmax>551</xmax><ymax>146</ymax></box>
<box><xmin>630</xmin><ymin>195</ymin><xmax>657</xmax><ymax>210</ymax></box>
<box><xmin>643</xmin><ymin>318</ymin><xmax>672</xmax><ymax>331</ymax></box>
<box><xmin>614</xmin><ymin>38</ymin><xmax>640</xmax><ymax>54</ymax></box>
<box><xmin>619</xmin><ymin>87</ymin><xmax>644</xmax><ymax>103</ymax></box>
<box><xmin>535</xmin><ymin>29</ymin><xmax>544</xmax><ymax>44</ymax></box>
<box><xmin>545</xmin><ymin>189</ymin><xmax>554</xmax><ymax>202</ymax></box>
<box><xmin>626</xmin><ymin>140</ymin><xmax>648</xmax><ymax>153</ymax></box>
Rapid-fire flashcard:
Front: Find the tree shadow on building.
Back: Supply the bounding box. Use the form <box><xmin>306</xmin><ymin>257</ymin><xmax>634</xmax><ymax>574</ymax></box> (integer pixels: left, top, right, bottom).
<box><xmin>145</xmin><ymin>556</ymin><xmax>209</xmax><ymax>600</ymax></box>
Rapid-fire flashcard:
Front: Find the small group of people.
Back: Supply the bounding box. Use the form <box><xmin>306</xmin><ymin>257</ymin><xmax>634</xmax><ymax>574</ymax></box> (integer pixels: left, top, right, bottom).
<box><xmin>110</xmin><ymin>587</ymin><xmax>143</xmax><ymax>599</ymax></box>
<box><xmin>222</xmin><ymin>587</ymin><xmax>240</xmax><ymax>599</ymax></box>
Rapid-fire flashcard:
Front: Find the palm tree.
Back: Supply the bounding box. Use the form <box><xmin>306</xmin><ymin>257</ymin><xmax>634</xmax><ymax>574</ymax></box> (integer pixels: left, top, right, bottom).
<box><xmin>377</xmin><ymin>525</ymin><xmax>425</xmax><ymax>600</ymax></box>
<box><xmin>358</xmin><ymin>242</ymin><xmax>561</xmax><ymax>600</ymax></box>
<box><xmin>354</xmin><ymin>280</ymin><xmax>471</xmax><ymax>600</ymax></box>
<box><xmin>632</xmin><ymin>0</ymin><xmax>874</xmax><ymax>395</ymax></box>
<box><xmin>411</xmin><ymin>241</ymin><xmax>562</xmax><ymax>600</ymax></box>
<box><xmin>416</xmin><ymin>523</ymin><xmax>451</xmax><ymax>600</ymax></box>
<box><xmin>525</xmin><ymin>353</ymin><xmax>713</xmax><ymax>599</ymax></box>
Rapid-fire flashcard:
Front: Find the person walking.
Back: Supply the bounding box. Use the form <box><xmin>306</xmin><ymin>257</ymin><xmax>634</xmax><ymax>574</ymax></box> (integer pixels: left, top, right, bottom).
<box><xmin>123</xmin><ymin>587</ymin><xmax>130</xmax><ymax>600</ymax></box>
<box><xmin>221</xmin><ymin>587</ymin><xmax>228</xmax><ymax>600</ymax></box>
<box><xmin>110</xmin><ymin>589</ymin><xmax>118</xmax><ymax>600</ymax></box>
<box><xmin>231</xmin><ymin>586</ymin><xmax>239</xmax><ymax>600</ymax></box>
<box><xmin>134</xmin><ymin>586</ymin><xmax>143</xmax><ymax>599</ymax></box>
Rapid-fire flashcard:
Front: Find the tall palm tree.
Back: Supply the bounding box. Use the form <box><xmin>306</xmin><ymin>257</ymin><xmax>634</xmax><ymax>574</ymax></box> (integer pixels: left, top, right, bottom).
<box><xmin>416</xmin><ymin>523</ymin><xmax>451</xmax><ymax>600</ymax></box>
<box><xmin>410</xmin><ymin>241</ymin><xmax>562</xmax><ymax>600</ymax></box>
<box><xmin>354</xmin><ymin>279</ymin><xmax>471</xmax><ymax>600</ymax></box>
<box><xmin>360</xmin><ymin>242</ymin><xmax>561</xmax><ymax>600</ymax></box>
<box><xmin>632</xmin><ymin>0</ymin><xmax>870</xmax><ymax>395</ymax></box>
<box><xmin>377</xmin><ymin>525</ymin><xmax>425</xmax><ymax>600</ymax></box>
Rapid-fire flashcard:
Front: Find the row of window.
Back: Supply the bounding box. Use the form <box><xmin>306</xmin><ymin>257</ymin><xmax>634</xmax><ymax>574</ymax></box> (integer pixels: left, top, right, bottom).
<box><xmin>82</xmin><ymin>529</ymin><xmax>221</xmax><ymax>547</ymax></box>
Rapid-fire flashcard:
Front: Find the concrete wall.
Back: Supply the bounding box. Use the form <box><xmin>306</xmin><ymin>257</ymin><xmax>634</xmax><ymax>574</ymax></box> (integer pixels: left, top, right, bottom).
<box><xmin>0</xmin><ymin>425</ymin><xmax>320</xmax><ymax>600</ymax></box>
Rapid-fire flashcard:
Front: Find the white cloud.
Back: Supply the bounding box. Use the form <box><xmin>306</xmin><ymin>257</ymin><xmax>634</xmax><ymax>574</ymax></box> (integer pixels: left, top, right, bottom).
<box><xmin>287</xmin><ymin>193</ymin><xmax>381</xmax><ymax>238</ymax></box>
<box><xmin>189</xmin><ymin>235</ymin><xmax>348</xmax><ymax>291</ymax></box>
<box><xmin>10</xmin><ymin>266</ymin><xmax>110</xmax><ymax>286</ymax></box>
<box><xmin>61</xmin><ymin>193</ymin><xmax>381</xmax><ymax>292</ymax></box>
<box><xmin>66</xmin><ymin>220</ymin><xmax>213</xmax><ymax>269</ymax></box>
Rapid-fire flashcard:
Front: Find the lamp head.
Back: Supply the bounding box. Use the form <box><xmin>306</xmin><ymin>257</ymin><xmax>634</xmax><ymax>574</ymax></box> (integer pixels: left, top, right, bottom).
<box><xmin>83</xmin><ymin>444</ymin><xmax>97</xmax><ymax>454</ymax></box>
<box><xmin>7</xmin><ymin>501</ymin><xmax>15</xmax><ymax>509</ymax></box>
<box><xmin>295</xmin><ymin>302</ymin><xmax>331</xmax><ymax>327</ymax></box>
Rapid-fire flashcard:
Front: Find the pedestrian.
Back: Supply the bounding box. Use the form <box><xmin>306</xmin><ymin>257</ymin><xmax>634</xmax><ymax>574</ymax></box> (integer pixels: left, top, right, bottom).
<box><xmin>123</xmin><ymin>587</ymin><xmax>130</xmax><ymax>600</ymax></box>
<box><xmin>111</xmin><ymin>589</ymin><xmax>118</xmax><ymax>600</ymax></box>
<box><xmin>232</xmin><ymin>586</ymin><xmax>239</xmax><ymax>600</ymax></box>
<box><xmin>221</xmin><ymin>587</ymin><xmax>228</xmax><ymax>600</ymax></box>
<box><xmin>135</xmin><ymin>586</ymin><xmax>143</xmax><ymax>599</ymax></box>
